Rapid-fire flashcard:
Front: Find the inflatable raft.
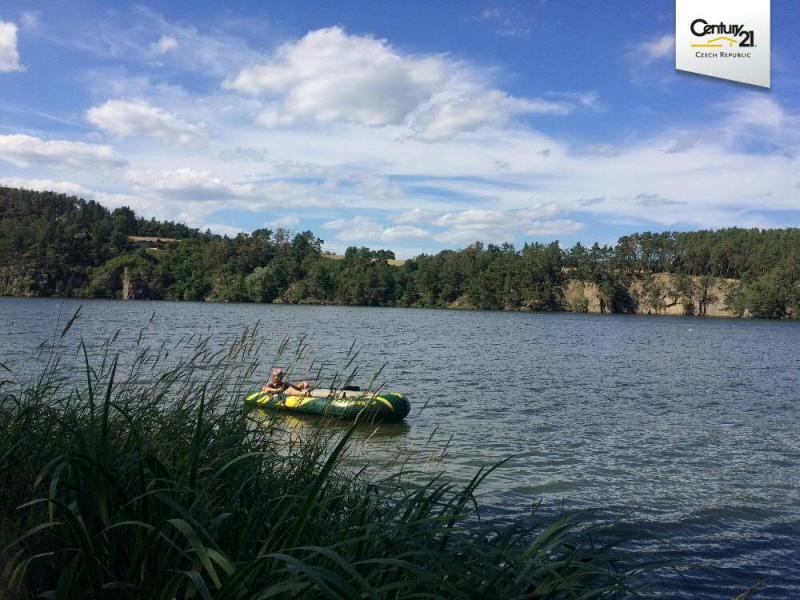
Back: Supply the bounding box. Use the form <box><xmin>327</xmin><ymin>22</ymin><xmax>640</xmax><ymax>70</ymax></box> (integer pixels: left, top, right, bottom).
<box><xmin>244</xmin><ymin>387</ymin><xmax>411</xmax><ymax>423</ymax></box>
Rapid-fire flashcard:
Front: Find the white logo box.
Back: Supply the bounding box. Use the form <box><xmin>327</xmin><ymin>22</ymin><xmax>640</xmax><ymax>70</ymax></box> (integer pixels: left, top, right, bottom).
<box><xmin>676</xmin><ymin>0</ymin><xmax>770</xmax><ymax>88</ymax></box>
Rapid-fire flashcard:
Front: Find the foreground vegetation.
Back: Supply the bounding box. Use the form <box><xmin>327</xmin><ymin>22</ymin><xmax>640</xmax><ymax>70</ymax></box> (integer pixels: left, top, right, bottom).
<box><xmin>0</xmin><ymin>327</ymin><xmax>649</xmax><ymax>599</ymax></box>
<box><xmin>2</xmin><ymin>186</ymin><xmax>798</xmax><ymax>318</ymax></box>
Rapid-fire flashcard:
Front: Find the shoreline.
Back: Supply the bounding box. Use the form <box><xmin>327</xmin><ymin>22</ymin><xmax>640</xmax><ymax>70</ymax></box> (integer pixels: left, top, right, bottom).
<box><xmin>5</xmin><ymin>291</ymin><xmax>795</xmax><ymax>322</ymax></box>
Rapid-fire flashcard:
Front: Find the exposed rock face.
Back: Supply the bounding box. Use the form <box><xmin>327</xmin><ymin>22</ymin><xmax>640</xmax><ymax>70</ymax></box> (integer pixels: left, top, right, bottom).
<box><xmin>120</xmin><ymin>267</ymin><xmax>148</xmax><ymax>300</ymax></box>
<box><xmin>0</xmin><ymin>266</ymin><xmax>53</xmax><ymax>297</ymax></box>
<box><xmin>121</xmin><ymin>268</ymin><xmax>132</xmax><ymax>300</ymax></box>
<box><xmin>564</xmin><ymin>274</ymin><xmax>735</xmax><ymax>317</ymax></box>
<box><xmin>563</xmin><ymin>281</ymin><xmax>603</xmax><ymax>313</ymax></box>
<box><xmin>89</xmin><ymin>265</ymin><xmax>147</xmax><ymax>299</ymax></box>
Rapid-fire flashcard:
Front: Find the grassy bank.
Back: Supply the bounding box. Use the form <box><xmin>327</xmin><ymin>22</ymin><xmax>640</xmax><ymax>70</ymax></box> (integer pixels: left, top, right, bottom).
<box><xmin>0</xmin><ymin>329</ymin><xmax>647</xmax><ymax>599</ymax></box>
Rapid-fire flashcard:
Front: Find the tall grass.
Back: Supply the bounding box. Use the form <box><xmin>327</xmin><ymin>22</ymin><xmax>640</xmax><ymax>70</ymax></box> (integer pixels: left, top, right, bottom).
<box><xmin>0</xmin><ymin>326</ymin><xmax>647</xmax><ymax>599</ymax></box>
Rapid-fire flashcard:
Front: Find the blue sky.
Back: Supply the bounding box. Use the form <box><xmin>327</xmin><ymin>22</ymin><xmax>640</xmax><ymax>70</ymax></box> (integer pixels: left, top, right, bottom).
<box><xmin>1</xmin><ymin>1</ymin><xmax>799</xmax><ymax>256</ymax></box>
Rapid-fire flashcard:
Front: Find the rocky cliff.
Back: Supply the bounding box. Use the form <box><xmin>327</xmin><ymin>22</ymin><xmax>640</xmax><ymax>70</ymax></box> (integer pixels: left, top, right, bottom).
<box><xmin>563</xmin><ymin>274</ymin><xmax>736</xmax><ymax>317</ymax></box>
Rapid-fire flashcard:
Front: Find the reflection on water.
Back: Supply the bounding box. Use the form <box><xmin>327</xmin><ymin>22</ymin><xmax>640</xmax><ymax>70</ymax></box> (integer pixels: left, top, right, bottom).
<box><xmin>247</xmin><ymin>407</ymin><xmax>417</xmax><ymax>475</ymax></box>
<box><xmin>2</xmin><ymin>297</ymin><xmax>800</xmax><ymax>598</ymax></box>
<box><xmin>247</xmin><ymin>408</ymin><xmax>412</xmax><ymax>442</ymax></box>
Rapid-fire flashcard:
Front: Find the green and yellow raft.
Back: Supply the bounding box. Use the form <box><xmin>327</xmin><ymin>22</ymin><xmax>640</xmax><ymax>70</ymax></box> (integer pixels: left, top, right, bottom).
<box><xmin>244</xmin><ymin>388</ymin><xmax>411</xmax><ymax>423</ymax></box>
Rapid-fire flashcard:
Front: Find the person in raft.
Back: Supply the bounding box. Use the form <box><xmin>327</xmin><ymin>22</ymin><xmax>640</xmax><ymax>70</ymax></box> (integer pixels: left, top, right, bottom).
<box><xmin>261</xmin><ymin>368</ymin><xmax>311</xmax><ymax>395</ymax></box>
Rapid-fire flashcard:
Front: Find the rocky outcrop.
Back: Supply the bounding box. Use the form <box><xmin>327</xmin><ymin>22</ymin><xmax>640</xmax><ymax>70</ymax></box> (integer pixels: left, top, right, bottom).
<box><xmin>0</xmin><ymin>266</ymin><xmax>53</xmax><ymax>297</ymax></box>
<box><xmin>120</xmin><ymin>267</ymin><xmax>149</xmax><ymax>300</ymax></box>
<box><xmin>564</xmin><ymin>274</ymin><xmax>735</xmax><ymax>317</ymax></box>
<box><xmin>563</xmin><ymin>281</ymin><xmax>603</xmax><ymax>313</ymax></box>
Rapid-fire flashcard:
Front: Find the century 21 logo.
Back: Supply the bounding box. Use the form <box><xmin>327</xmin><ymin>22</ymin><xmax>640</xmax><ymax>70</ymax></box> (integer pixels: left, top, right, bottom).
<box><xmin>690</xmin><ymin>19</ymin><xmax>755</xmax><ymax>48</ymax></box>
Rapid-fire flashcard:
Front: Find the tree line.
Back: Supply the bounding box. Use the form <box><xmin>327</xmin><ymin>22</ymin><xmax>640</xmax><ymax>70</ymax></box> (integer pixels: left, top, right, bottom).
<box><xmin>1</xmin><ymin>187</ymin><xmax>798</xmax><ymax>318</ymax></box>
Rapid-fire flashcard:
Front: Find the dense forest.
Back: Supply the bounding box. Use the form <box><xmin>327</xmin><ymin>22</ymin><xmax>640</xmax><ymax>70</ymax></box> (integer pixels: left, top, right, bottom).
<box><xmin>1</xmin><ymin>186</ymin><xmax>798</xmax><ymax>318</ymax></box>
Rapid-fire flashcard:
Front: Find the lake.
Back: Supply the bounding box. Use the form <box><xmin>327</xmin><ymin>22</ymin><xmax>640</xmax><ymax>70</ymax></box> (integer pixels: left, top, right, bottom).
<box><xmin>1</xmin><ymin>297</ymin><xmax>799</xmax><ymax>598</ymax></box>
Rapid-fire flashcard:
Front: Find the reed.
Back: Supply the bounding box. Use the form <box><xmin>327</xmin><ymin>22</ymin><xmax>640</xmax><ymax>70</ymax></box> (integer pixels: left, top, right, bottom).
<box><xmin>0</xmin><ymin>327</ymin><xmax>646</xmax><ymax>599</ymax></box>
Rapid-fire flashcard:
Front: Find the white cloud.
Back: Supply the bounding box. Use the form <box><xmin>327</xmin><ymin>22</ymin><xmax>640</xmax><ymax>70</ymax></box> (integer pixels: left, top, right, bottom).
<box><xmin>0</xmin><ymin>176</ymin><xmax>144</xmax><ymax>211</ymax></box>
<box><xmin>0</xmin><ymin>134</ymin><xmax>127</xmax><ymax>169</ymax></box>
<box><xmin>634</xmin><ymin>34</ymin><xmax>674</xmax><ymax>63</ymax></box>
<box><xmin>324</xmin><ymin>206</ymin><xmax>581</xmax><ymax>246</ymax></box>
<box><xmin>226</xmin><ymin>26</ymin><xmax>570</xmax><ymax>140</ymax></box>
<box><xmin>87</xmin><ymin>99</ymin><xmax>207</xmax><ymax>147</ymax></box>
<box><xmin>1</xmin><ymin>19</ymin><xmax>798</xmax><ymax>251</ymax></box>
<box><xmin>0</xmin><ymin>177</ymin><xmax>92</xmax><ymax>197</ymax></box>
<box><xmin>433</xmin><ymin>204</ymin><xmax>576</xmax><ymax>244</ymax></box>
<box><xmin>152</xmin><ymin>35</ymin><xmax>178</xmax><ymax>55</ymax></box>
<box><xmin>323</xmin><ymin>216</ymin><xmax>429</xmax><ymax>242</ymax></box>
<box><xmin>266</xmin><ymin>215</ymin><xmax>300</xmax><ymax>228</ymax></box>
<box><xmin>524</xmin><ymin>219</ymin><xmax>584</xmax><ymax>236</ymax></box>
<box><xmin>435</xmin><ymin>204</ymin><xmax>560</xmax><ymax>228</ymax></box>
<box><xmin>121</xmin><ymin>167</ymin><xmax>340</xmax><ymax>214</ymax></box>
<box><xmin>725</xmin><ymin>95</ymin><xmax>789</xmax><ymax>131</ymax></box>
<box><xmin>545</xmin><ymin>91</ymin><xmax>603</xmax><ymax>112</ymax></box>
<box><xmin>228</xmin><ymin>26</ymin><xmax>445</xmax><ymax>127</ymax></box>
<box><xmin>124</xmin><ymin>167</ymin><xmax>254</xmax><ymax>201</ymax></box>
<box><xmin>8</xmin><ymin>86</ymin><xmax>794</xmax><ymax>246</ymax></box>
<box><xmin>0</xmin><ymin>21</ymin><xmax>24</xmax><ymax>73</ymax></box>
<box><xmin>383</xmin><ymin>225</ymin><xmax>430</xmax><ymax>240</ymax></box>
<box><xmin>218</xmin><ymin>146</ymin><xmax>269</xmax><ymax>163</ymax></box>
<box><xmin>395</xmin><ymin>208</ymin><xmax>437</xmax><ymax>224</ymax></box>
<box><xmin>407</xmin><ymin>88</ymin><xmax>569</xmax><ymax>141</ymax></box>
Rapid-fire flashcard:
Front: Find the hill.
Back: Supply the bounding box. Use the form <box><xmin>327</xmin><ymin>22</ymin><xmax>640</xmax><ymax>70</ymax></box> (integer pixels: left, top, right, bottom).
<box><xmin>0</xmin><ymin>186</ymin><xmax>798</xmax><ymax>318</ymax></box>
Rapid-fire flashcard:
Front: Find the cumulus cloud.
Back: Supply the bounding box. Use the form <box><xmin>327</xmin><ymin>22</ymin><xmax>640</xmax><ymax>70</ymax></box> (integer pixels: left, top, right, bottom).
<box><xmin>124</xmin><ymin>167</ymin><xmax>255</xmax><ymax>201</ymax></box>
<box><xmin>226</xmin><ymin>26</ymin><xmax>571</xmax><ymax>140</ymax></box>
<box><xmin>87</xmin><ymin>99</ymin><xmax>207</xmax><ymax>146</ymax></box>
<box><xmin>634</xmin><ymin>34</ymin><xmax>674</xmax><ymax>63</ymax></box>
<box><xmin>228</xmin><ymin>27</ymin><xmax>445</xmax><ymax>126</ymax></box>
<box><xmin>433</xmin><ymin>204</ymin><xmax>580</xmax><ymax>244</ymax></box>
<box><xmin>0</xmin><ymin>134</ymin><xmax>127</xmax><ymax>169</ymax></box>
<box><xmin>0</xmin><ymin>21</ymin><xmax>24</xmax><ymax>73</ymax></box>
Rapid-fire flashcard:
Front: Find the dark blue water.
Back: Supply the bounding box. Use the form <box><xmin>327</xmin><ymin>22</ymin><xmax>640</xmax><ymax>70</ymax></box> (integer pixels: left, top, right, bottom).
<box><xmin>1</xmin><ymin>297</ymin><xmax>799</xmax><ymax>598</ymax></box>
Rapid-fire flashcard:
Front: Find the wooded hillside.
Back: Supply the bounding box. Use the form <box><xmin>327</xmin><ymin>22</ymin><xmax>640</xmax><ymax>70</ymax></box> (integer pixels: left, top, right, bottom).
<box><xmin>1</xmin><ymin>187</ymin><xmax>798</xmax><ymax>318</ymax></box>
